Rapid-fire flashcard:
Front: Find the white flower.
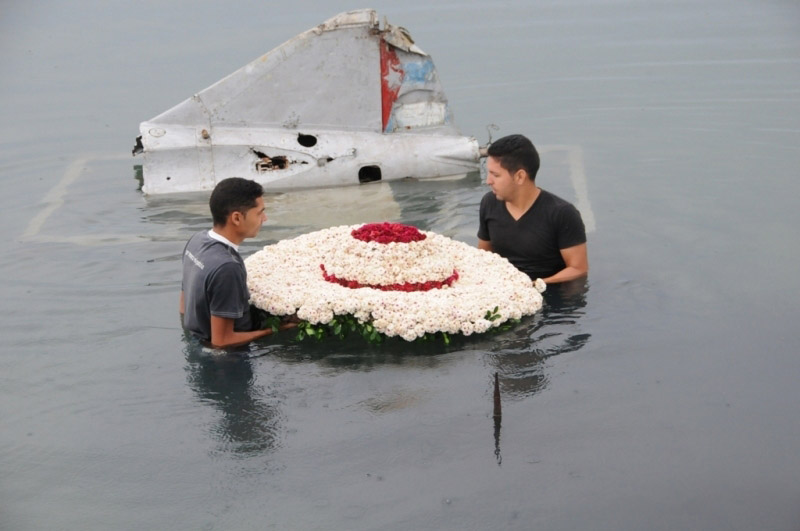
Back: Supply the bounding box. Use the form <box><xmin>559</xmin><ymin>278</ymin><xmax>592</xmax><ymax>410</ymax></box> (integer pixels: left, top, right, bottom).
<box><xmin>534</xmin><ymin>278</ymin><xmax>547</xmax><ymax>293</ymax></box>
<box><xmin>401</xmin><ymin>330</ymin><xmax>418</xmax><ymax>342</ymax></box>
<box><xmin>244</xmin><ymin>224</ymin><xmax>544</xmax><ymax>341</ymax></box>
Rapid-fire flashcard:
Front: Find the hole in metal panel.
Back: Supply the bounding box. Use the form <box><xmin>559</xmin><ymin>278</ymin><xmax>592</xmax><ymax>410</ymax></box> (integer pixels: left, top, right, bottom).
<box><xmin>358</xmin><ymin>165</ymin><xmax>382</xmax><ymax>183</ymax></box>
<box><xmin>132</xmin><ymin>135</ymin><xmax>143</xmax><ymax>156</ymax></box>
<box><xmin>297</xmin><ymin>133</ymin><xmax>317</xmax><ymax>147</ymax></box>
<box><xmin>253</xmin><ymin>149</ymin><xmax>289</xmax><ymax>171</ymax></box>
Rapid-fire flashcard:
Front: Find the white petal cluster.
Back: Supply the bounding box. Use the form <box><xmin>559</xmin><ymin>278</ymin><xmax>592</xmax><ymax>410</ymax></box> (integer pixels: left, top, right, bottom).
<box><xmin>324</xmin><ymin>227</ymin><xmax>455</xmax><ymax>285</ymax></box>
<box><xmin>245</xmin><ymin>225</ymin><xmax>545</xmax><ymax>341</ymax></box>
<box><xmin>533</xmin><ymin>277</ymin><xmax>547</xmax><ymax>293</ymax></box>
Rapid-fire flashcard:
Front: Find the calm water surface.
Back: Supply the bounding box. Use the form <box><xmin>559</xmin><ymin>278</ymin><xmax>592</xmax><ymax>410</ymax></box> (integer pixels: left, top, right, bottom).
<box><xmin>2</xmin><ymin>1</ymin><xmax>800</xmax><ymax>530</ymax></box>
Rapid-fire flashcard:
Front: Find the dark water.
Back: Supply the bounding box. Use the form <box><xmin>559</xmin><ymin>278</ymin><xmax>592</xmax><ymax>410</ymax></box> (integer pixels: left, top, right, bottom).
<box><xmin>2</xmin><ymin>1</ymin><xmax>800</xmax><ymax>529</ymax></box>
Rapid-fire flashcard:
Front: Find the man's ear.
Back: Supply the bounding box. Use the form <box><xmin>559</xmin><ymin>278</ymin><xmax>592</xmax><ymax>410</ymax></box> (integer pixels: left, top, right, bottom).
<box><xmin>230</xmin><ymin>211</ymin><xmax>243</xmax><ymax>226</ymax></box>
<box><xmin>514</xmin><ymin>169</ymin><xmax>528</xmax><ymax>183</ymax></box>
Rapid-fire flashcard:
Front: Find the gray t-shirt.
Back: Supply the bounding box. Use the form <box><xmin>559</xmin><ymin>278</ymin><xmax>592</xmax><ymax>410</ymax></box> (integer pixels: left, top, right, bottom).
<box><xmin>181</xmin><ymin>231</ymin><xmax>253</xmax><ymax>341</ymax></box>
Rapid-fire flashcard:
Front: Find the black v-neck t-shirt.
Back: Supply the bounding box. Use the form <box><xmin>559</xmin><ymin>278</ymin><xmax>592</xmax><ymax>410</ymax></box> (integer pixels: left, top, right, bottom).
<box><xmin>477</xmin><ymin>189</ymin><xmax>586</xmax><ymax>279</ymax></box>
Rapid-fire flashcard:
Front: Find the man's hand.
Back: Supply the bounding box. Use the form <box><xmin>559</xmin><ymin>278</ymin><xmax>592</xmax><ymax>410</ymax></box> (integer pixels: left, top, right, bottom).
<box><xmin>276</xmin><ymin>314</ymin><xmax>300</xmax><ymax>331</ymax></box>
<box><xmin>279</xmin><ymin>320</ymin><xmax>299</xmax><ymax>331</ymax></box>
<box><xmin>210</xmin><ymin>315</ymin><xmax>276</xmax><ymax>348</ymax></box>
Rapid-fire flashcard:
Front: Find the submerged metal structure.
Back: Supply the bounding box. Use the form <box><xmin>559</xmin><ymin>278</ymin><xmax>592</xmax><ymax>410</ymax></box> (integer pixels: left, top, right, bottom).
<box><xmin>133</xmin><ymin>9</ymin><xmax>481</xmax><ymax>194</ymax></box>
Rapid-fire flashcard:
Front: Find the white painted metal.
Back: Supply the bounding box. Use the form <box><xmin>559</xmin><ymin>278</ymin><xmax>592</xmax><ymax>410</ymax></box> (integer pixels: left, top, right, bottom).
<box><xmin>135</xmin><ymin>9</ymin><xmax>480</xmax><ymax>194</ymax></box>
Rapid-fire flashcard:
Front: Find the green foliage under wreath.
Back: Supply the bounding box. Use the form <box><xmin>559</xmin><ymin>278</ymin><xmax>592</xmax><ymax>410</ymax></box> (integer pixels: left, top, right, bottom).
<box><xmin>252</xmin><ymin>308</ymin><xmax>521</xmax><ymax>346</ymax></box>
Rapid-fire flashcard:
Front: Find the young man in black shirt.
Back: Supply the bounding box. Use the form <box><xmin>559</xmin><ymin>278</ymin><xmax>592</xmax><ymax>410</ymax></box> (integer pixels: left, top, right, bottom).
<box><xmin>478</xmin><ymin>135</ymin><xmax>588</xmax><ymax>284</ymax></box>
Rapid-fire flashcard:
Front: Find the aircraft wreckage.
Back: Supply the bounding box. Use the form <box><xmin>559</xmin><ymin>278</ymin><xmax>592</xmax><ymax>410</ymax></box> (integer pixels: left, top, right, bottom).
<box><xmin>133</xmin><ymin>9</ymin><xmax>482</xmax><ymax>194</ymax></box>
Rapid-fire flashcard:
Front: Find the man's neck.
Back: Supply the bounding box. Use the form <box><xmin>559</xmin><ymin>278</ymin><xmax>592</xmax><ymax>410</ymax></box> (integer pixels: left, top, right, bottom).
<box><xmin>210</xmin><ymin>226</ymin><xmax>242</xmax><ymax>248</ymax></box>
<box><xmin>507</xmin><ymin>183</ymin><xmax>540</xmax><ymax>213</ymax></box>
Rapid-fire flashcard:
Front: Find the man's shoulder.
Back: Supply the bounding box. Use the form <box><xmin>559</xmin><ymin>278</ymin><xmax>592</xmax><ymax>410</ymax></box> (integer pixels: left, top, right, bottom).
<box><xmin>185</xmin><ymin>230</ymin><xmax>212</xmax><ymax>249</ymax></box>
<box><xmin>539</xmin><ymin>189</ymin><xmax>571</xmax><ymax>206</ymax></box>
<box><xmin>538</xmin><ymin>189</ymin><xmax>586</xmax><ymax>243</ymax></box>
<box><xmin>185</xmin><ymin>231</ymin><xmax>242</xmax><ymax>268</ymax></box>
<box><xmin>539</xmin><ymin>189</ymin><xmax>581</xmax><ymax>214</ymax></box>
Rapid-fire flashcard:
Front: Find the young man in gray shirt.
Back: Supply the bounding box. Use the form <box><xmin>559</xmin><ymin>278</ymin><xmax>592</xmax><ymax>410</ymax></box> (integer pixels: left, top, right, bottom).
<box><xmin>180</xmin><ymin>177</ymin><xmax>295</xmax><ymax>347</ymax></box>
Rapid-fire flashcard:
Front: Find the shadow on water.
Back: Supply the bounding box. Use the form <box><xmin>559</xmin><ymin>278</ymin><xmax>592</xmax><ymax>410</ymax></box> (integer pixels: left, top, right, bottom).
<box><xmin>182</xmin><ymin>335</ymin><xmax>283</xmax><ymax>458</ymax></box>
<box><xmin>249</xmin><ymin>332</ymin><xmax>460</xmax><ymax>371</ymax></box>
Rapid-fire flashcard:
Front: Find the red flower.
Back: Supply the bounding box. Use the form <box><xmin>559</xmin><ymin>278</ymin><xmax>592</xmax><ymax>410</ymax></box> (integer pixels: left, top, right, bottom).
<box><xmin>351</xmin><ymin>222</ymin><xmax>427</xmax><ymax>244</ymax></box>
<box><xmin>320</xmin><ymin>264</ymin><xmax>459</xmax><ymax>292</ymax></box>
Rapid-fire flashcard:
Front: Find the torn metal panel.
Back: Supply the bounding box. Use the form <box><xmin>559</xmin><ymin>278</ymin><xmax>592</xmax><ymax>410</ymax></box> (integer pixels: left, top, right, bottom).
<box><xmin>134</xmin><ymin>9</ymin><xmax>479</xmax><ymax>194</ymax></box>
<box><xmin>381</xmin><ymin>18</ymin><xmax>427</xmax><ymax>55</ymax></box>
<box><xmin>380</xmin><ymin>38</ymin><xmax>453</xmax><ymax>133</ymax></box>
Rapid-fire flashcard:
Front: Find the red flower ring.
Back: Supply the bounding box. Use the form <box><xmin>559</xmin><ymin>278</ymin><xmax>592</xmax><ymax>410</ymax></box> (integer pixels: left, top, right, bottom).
<box><xmin>320</xmin><ymin>264</ymin><xmax>459</xmax><ymax>292</ymax></box>
<box><xmin>351</xmin><ymin>222</ymin><xmax>427</xmax><ymax>244</ymax></box>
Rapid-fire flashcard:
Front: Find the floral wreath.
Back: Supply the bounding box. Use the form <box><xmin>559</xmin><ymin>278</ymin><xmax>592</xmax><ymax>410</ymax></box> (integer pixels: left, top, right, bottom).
<box><xmin>246</xmin><ymin>223</ymin><xmax>546</xmax><ymax>343</ymax></box>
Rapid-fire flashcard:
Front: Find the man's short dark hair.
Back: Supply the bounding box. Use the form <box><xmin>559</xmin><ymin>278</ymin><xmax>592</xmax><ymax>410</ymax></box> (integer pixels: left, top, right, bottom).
<box><xmin>487</xmin><ymin>134</ymin><xmax>540</xmax><ymax>181</ymax></box>
<box><xmin>209</xmin><ymin>177</ymin><xmax>264</xmax><ymax>226</ymax></box>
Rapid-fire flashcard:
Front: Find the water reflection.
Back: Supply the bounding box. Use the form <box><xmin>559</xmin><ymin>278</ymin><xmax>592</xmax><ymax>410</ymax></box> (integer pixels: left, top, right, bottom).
<box><xmin>139</xmin><ymin>181</ymin><xmax>407</xmax><ymax>248</ymax></box>
<box><xmin>493</xmin><ymin>414</ymin><xmax>502</xmax><ymax>466</ymax></box>
<box><xmin>493</xmin><ymin>372</ymin><xmax>502</xmax><ymax>466</ymax></box>
<box><xmin>183</xmin><ymin>337</ymin><xmax>282</xmax><ymax>457</ymax></box>
<box><xmin>486</xmin><ymin>279</ymin><xmax>590</xmax><ymax>465</ymax></box>
<box><xmin>486</xmin><ymin>278</ymin><xmax>591</xmax><ymax>400</ymax></box>
<box><xmin>258</xmin><ymin>333</ymin><xmax>456</xmax><ymax>371</ymax></box>
<box><xmin>387</xmin><ymin>173</ymin><xmax>483</xmax><ymax>238</ymax></box>
<box><xmin>136</xmin><ymin>173</ymin><xmax>485</xmax><ymax>252</ymax></box>
<box><xmin>162</xmin><ymin>174</ymin><xmax>589</xmax><ymax>466</ymax></box>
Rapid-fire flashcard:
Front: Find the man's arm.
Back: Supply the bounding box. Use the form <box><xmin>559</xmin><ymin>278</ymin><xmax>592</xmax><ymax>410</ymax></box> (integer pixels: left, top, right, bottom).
<box><xmin>541</xmin><ymin>243</ymin><xmax>588</xmax><ymax>284</ymax></box>
<box><xmin>179</xmin><ymin>291</ymin><xmax>185</xmax><ymax>315</ymax></box>
<box><xmin>210</xmin><ymin>315</ymin><xmax>297</xmax><ymax>349</ymax></box>
<box><xmin>478</xmin><ymin>238</ymin><xmax>493</xmax><ymax>252</ymax></box>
